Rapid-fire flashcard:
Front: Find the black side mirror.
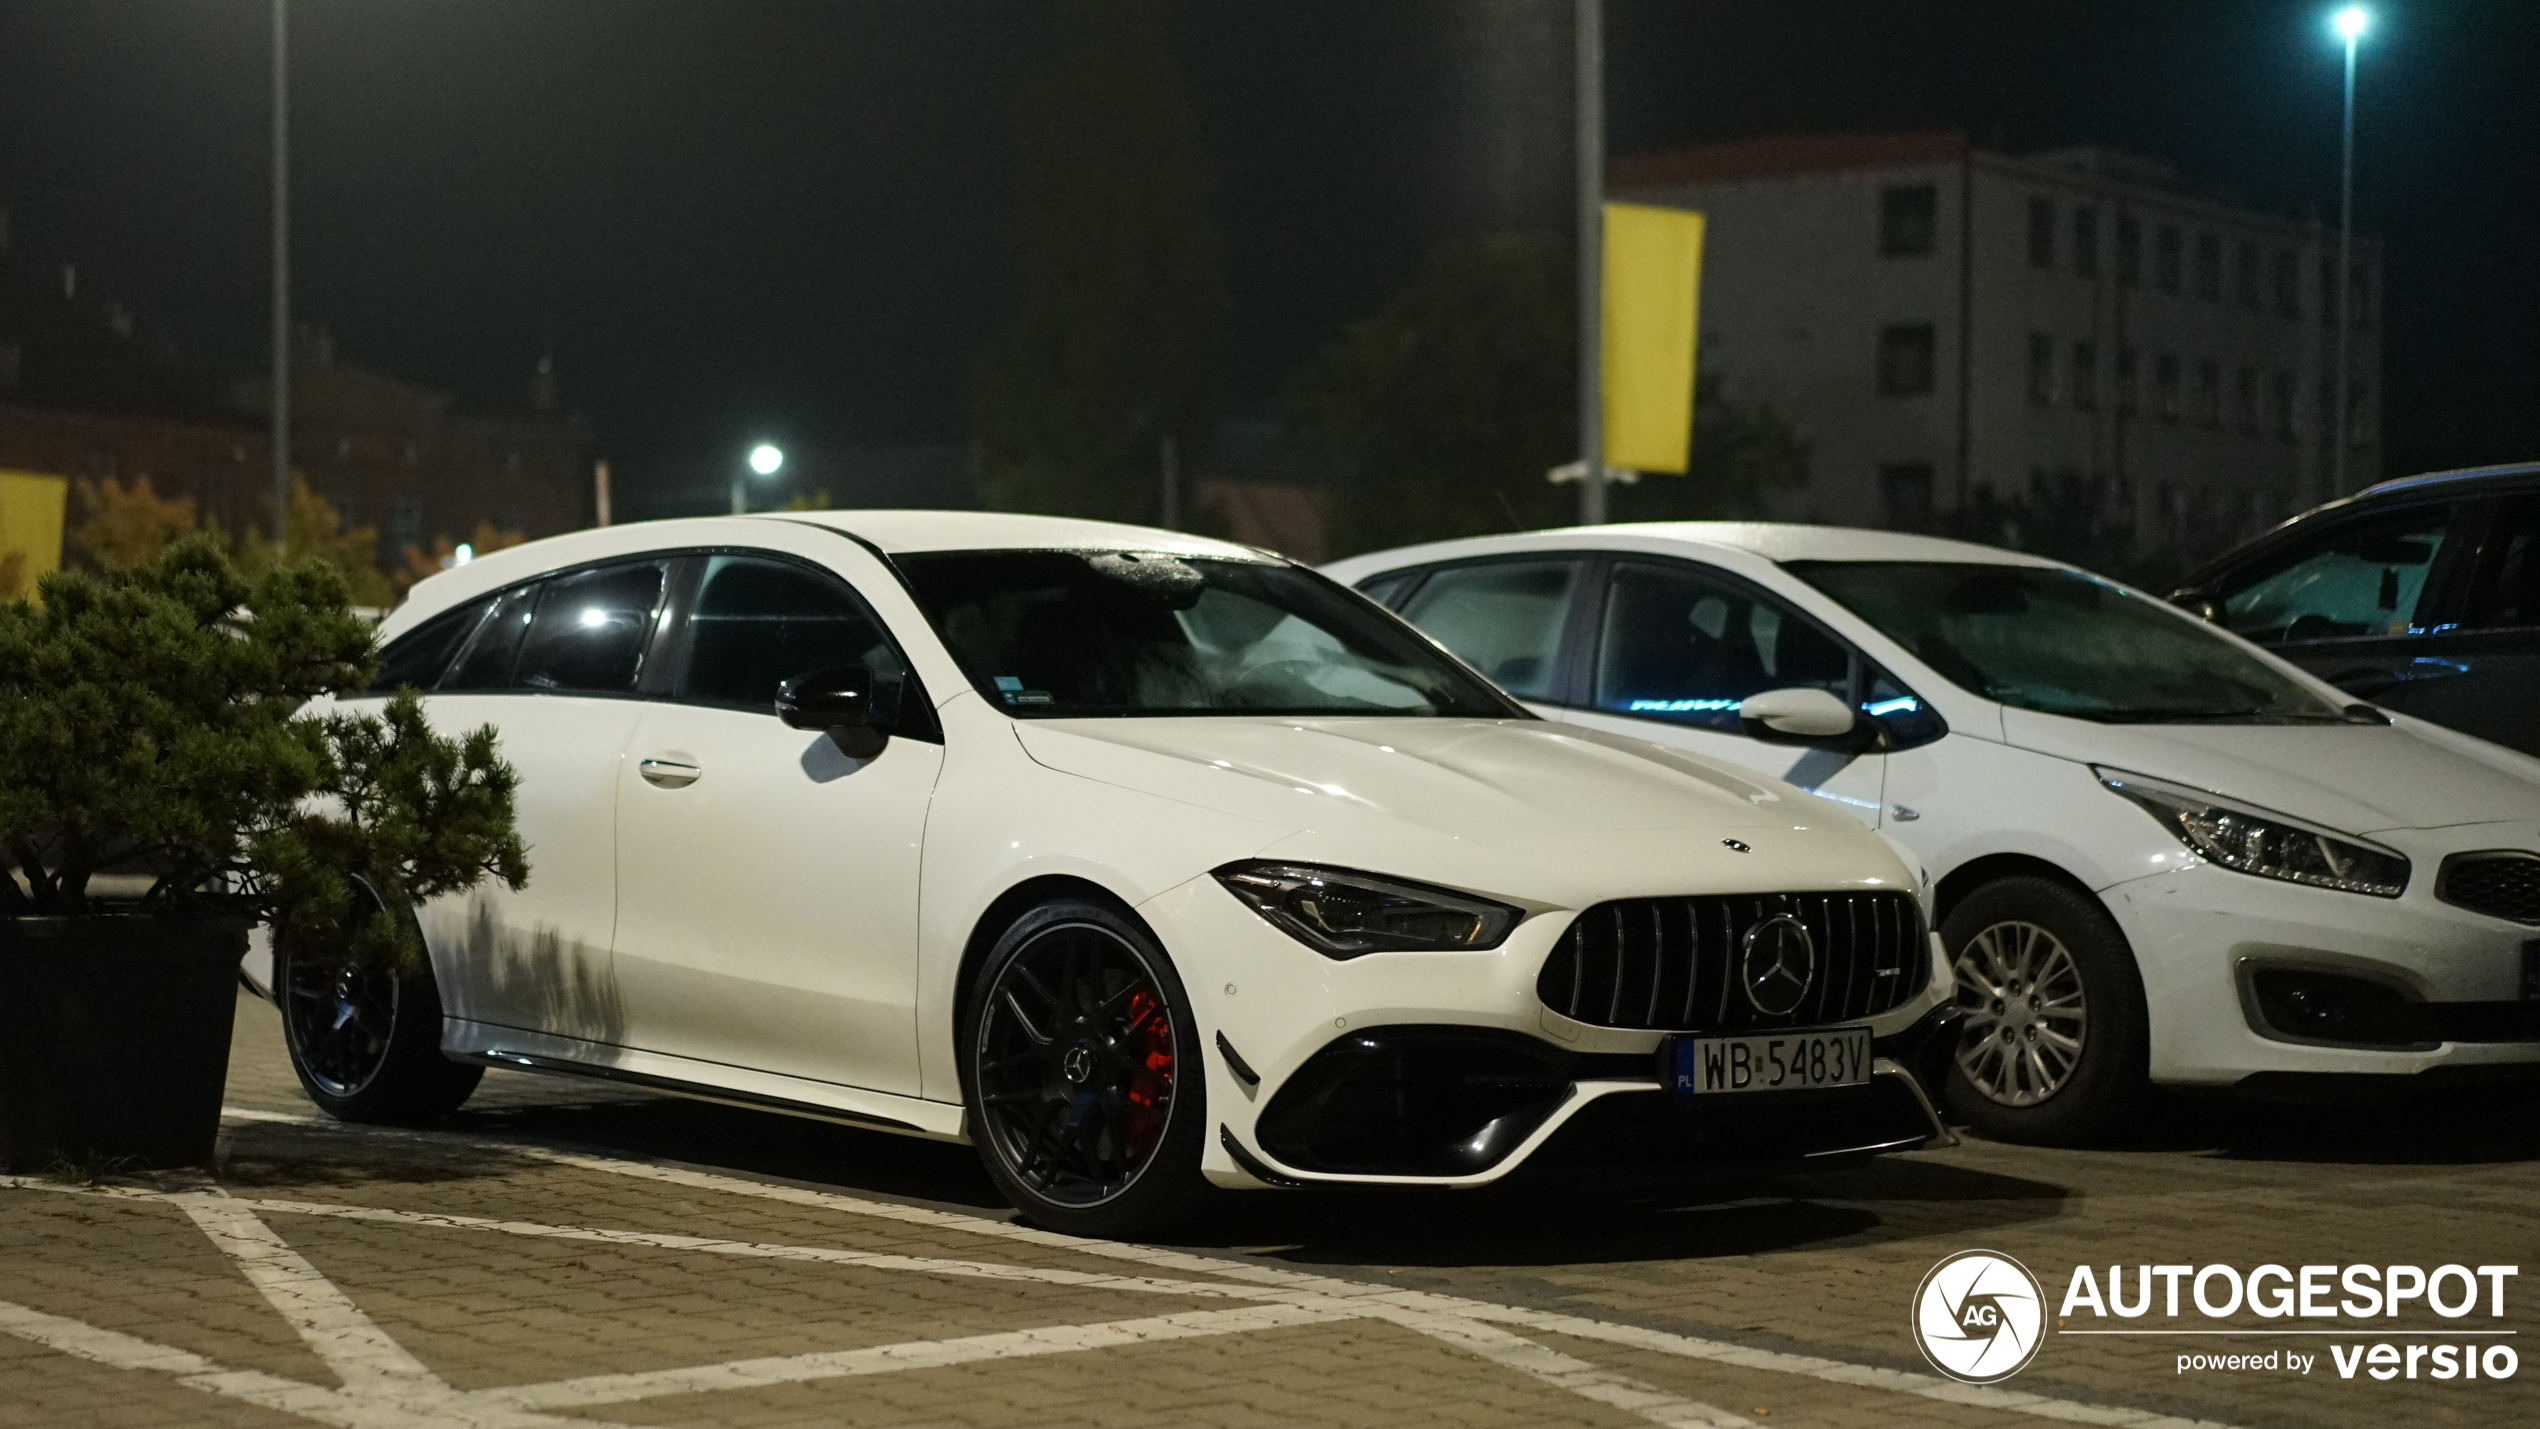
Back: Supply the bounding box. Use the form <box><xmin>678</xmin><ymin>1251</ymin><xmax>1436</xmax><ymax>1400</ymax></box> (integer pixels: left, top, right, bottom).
<box><xmin>777</xmin><ymin>664</ymin><xmax>887</xmax><ymax>759</ymax></box>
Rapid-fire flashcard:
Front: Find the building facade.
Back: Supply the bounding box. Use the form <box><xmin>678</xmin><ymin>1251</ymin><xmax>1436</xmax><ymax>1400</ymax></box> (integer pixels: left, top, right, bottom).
<box><xmin>1610</xmin><ymin>132</ymin><xmax>2382</xmax><ymax>564</ymax></box>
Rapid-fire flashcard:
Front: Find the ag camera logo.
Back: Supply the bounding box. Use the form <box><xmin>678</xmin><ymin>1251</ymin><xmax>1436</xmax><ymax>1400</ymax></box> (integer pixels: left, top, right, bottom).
<box><xmin>1913</xmin><ymin>1250</ymin><xmax>2046</xmax><ymax>1383</ymax></box>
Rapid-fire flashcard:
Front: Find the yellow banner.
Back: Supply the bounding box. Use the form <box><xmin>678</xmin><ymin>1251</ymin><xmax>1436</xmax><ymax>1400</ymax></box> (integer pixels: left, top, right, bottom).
<box><xmin>1602</xmin><ymin>202</ymin><xmax>1705</xmax><ymax>475</ymax></box>
<box><xmin>0</xmin><ymin>470</ymin><xmax>70</xmax><ymax>598</ymax></box>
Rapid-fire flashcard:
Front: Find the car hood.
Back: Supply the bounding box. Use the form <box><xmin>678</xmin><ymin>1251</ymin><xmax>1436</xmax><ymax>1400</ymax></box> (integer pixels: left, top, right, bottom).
<box><xmin>1013</xmin><ymin>716</ymin><xmax>1911</xmax><ymax>905</ymax></box>
<box><xmin>1999</xmin><ymin>708</ymin><xmax>2540</xmax><ymax>835</ymax></box>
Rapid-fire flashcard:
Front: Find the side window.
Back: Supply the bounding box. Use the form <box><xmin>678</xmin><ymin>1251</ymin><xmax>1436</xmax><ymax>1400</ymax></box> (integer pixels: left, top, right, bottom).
<box><xmin>1595</xmin><ymin>561</ymin><xmax>1851</xmax><ymax>731</ymax></box>
<box><xmin>440</xmin><ymin>584</ymin><xmax>539</xmax><ymax>692</ymax></box>
<box><xmin>513</xmin><ymin>561</ymin><xmax>668</xmax><ymax>694</ymax></box>
<box><xmin>2461</xmin><ymin>496</ymin><xmax>2540</xmax><ymax>632</ymax></box>
<box><xmin>679</xmin><ymin>556</ymin><xmax>896</xmax><ymax>712</ymax></box>
<box><xmin>1356</xmin><ymin>571</ymin><xmax>1421</xmax><ymax>611</ymax></box>
<box><xmin>2218</xmin><ymin>505</ymin><xmax>2453</xmax><ymax>644</ymax></box>
<box><xmin>1863</xmin><ymin>664</ymin><xmax>1947</xmax><ymax>749</ymax></box>
<box><xmin>367</xmin><ymin>597</ymin><xmax>490</xmax><ymax>694</ymax></box>
<box><xmin>1392</xmin><ymin>559</ymin><xmax>1582</xmax><ymax>702</ymax></box>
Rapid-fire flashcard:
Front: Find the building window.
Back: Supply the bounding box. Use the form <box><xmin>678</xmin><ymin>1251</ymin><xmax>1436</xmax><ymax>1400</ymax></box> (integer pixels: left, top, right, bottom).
<box><xmin>2195</xmin><ymin>359</ymin><xmax>2221</xmax><ymax>426</ymax></box>
<box><xmin>2156</xmin><ymin>226</ymin><xmax>2183</xmax><ymax>293</ymax></box>
<box><xmin>1878</xmin><ymin>323</ymin><xmax>1937</xmax><ymax>396</ymax></box>
<box><xmin>2235</xmin><ymin>240</ymin><xmax>2262</xmax><ymax>308</ymax></box>
<box><xmin>2115</xmin><ymin>347</ymin><xmax>2140</xmax><ymax>414</ymax></box>
<box><xmin>2026</xmin><ymin>333</ymin><xmax>2056</xmax><ymax>405</ymax></box>
<box><xmin>1878</xmin><ymin>463</ymin><xmax>1936</xmax><ymax>533</ymax></box>
<box><xmin>2194</xmin><ymin>232</ymin><xmax>2222</xmax><ymax>301</ymax></box>
<box><xmin>2234</xmin><ymin>365</ymin><xmax>2259</xmax><ymax>433</ymax></box>
<box><xmin>2156</xmin><ymin>353</ymin><xmax>2181</xmax><ymax>420</ymax></box>
<box><xmin>2273</xmin><ymin>248</ymin><xmax>2300</xmax><ymax>318</ymax></box>
<box><xmin>2071</xmin><ymin>341</ymin><xmax>2098</xmax><ymax>411</ymax></box>
<box><xmin>2027</xmin><ymin>197</ymin><xmax>2056</xmax><ymax>269</ymax></box>
<box><xmin>1880</xmin><ymin>185</ymin><xmax>1938</xmax><ymax>257</ymax></box>
<box><xmin>2072</xmin><ymin>207</ymin><xmax>2099</xmax><ymax>278</ymax></box>
<box><xmin>2115</xmin><ymin>214</ymin><xmax>2141</xmax><ymax>284</ymax></box>
<box><xmin>2270</xmin><ymin>369</ymin><xmax>2296</xmax><ymax>439</ymax></box>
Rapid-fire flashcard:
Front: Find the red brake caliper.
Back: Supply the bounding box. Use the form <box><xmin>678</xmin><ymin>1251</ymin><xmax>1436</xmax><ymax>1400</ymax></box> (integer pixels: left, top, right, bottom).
<box><xmin>1121</xmin><ymin>988</ymin><xmax>1174</xmax><ymax>1160</ymax></box>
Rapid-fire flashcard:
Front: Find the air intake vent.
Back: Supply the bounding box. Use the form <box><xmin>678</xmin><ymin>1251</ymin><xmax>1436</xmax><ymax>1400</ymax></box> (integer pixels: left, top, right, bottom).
<box><xmin>2436</xmin><ymin>852</ymin><xmax>2540</xmax><ymax>925</ymax></box>
<box><xmin>1539</xmin><ymin>892</ymin><xmax>1927</xmax><ymax>1032</ymax></box>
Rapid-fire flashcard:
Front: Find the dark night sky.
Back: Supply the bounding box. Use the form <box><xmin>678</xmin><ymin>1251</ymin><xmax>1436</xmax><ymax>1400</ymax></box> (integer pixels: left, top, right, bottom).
<box><xmin>1</xmin><ymin>1</ymin><xmax>2533</xmax><ymax>478</ymax></box>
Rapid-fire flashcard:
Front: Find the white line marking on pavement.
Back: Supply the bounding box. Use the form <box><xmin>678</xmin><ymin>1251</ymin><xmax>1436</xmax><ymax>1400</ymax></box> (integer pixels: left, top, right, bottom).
<box><xmin>0</xmin><ymin>1297</ymin><xmax>647</xmax><ymax>1429</ymax></box>
<box><xmin>172</xmin><ymin>1191</ymin><xmax>442</xmax><ymax>1393</ymax></box>
<box><xmin>193</xmin><ymin>1105</ymin><xmax>2244</xmax><ymax>1429</ymax></box>
<box><xmin>486</xmin><ymin>1302</ymin><xmax>1351</xmax><ymax>1409</ymax></box>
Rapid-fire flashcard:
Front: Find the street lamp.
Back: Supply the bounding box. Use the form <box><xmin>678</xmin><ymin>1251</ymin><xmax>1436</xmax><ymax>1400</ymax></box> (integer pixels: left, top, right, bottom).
<box><xmin>2328</xmin><ymin>4</ymin><xmax>2370</xmax><ymax>496</ymax></box>
<box><xmin>732</xmin><ymin>442</ymin><xmax>784</xmax><ymax>515</ymax></box>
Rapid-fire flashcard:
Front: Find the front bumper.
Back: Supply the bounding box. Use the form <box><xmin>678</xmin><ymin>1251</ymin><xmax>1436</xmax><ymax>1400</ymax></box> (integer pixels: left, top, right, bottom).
<box><xmin>2103</xmin><ymin>839</ymin><xmax>2540</xmax><ymax>1088</ymax></box>
<box><xmin>1143</xmin><ymin>867</ymin><xmax>1956</xmax><ymax>1190</ymax></box>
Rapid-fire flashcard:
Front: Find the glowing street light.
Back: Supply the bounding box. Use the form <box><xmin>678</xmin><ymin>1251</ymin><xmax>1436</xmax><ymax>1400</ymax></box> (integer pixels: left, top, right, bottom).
<box><xmin>732</xmin><ymin>442</ymin><xmax>785</xmax><ymax>515</ymax></box>
<box><xmin>2327</xmin><ymin>5</ymin><xmax>2371</xmax><ymax>496</ymax></box>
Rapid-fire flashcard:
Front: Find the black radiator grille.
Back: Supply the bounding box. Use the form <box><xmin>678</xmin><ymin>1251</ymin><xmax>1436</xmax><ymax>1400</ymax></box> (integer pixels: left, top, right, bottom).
<box><xmin>2436</xmin><ymin>852</ymin><xmax>2540</xmax><ymax>925</ymax></box>
<box><xmin>1538</xmin><ymin>892</ymin><xmax>1928</xmax><ymax>1032</ymax></box>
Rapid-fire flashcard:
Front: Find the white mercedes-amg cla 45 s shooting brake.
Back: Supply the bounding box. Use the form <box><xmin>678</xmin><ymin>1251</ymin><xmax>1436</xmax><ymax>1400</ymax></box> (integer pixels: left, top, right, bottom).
<box><xmin>276</xmin><ymin>512</ymin><xmax>1956</xmax><ymax>1236</ymax></box>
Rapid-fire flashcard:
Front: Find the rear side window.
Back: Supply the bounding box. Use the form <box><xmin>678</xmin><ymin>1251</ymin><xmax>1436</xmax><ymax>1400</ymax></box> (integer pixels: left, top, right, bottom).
<box><xmin>1393</xmin><ymin>560</ymin><xmax>1581</xmax><ymax>702</ymax></box>
<box><xmin>440</xmin><ymin>585</ymin><xmax>539</xmax><ymax>692</ymax></box>
<box><xmin>1595</xmin><ymin>561</ymin><xmax>1851</xmax><ymax>730</ymax></box>
<box><xmin>513</xmin><ymin>562</ymin><xmax>667</xmax><ymax>694</ymax></box>
<box><xmin>367</xmin><ymin>598</ymin><xmax>490</xmax><ymax>694</ymax></box>
<box><xmin>2218</xmin><ymin>504</ymin><xmax>2453</xmax><ymax>643</ymax></box>
<box><xmin>2461</xmin><ymin>495</ymin><xmax>2540</xmax><ymax>632</ymax></box>
<box><xmin>679</xmin><ymin>556</ymin><xmax>897</xmax><ymax>711</ymax></box>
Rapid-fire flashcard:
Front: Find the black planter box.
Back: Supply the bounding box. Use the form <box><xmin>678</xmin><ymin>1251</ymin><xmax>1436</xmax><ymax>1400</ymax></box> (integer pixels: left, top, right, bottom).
<box><xmin>0</xmin><ymin>915</ymin><xmax>250</xmax><ymax>1172</ymax></box>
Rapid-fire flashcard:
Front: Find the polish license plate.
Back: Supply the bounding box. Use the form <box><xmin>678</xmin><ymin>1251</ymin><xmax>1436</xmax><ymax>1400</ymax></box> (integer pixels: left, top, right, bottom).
<box><xmin>1668</xmin><ymin>1027</ymin><xmax>1873</xmax><ymax>1094</ymax></box>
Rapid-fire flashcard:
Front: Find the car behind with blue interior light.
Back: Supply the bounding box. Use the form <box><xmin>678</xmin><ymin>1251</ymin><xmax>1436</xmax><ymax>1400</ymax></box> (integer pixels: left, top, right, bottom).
<box><xmin>1328</xmin><ymin>522</ymin><xmax>2540</xmax><ymax>1143</ymax></box>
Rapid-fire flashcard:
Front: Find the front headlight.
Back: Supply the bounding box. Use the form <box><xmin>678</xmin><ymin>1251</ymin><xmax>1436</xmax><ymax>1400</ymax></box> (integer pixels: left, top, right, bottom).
<box><xmin>1212</xmin><ymin>861</ymin><xmax>1520</xmax><ymax>958</ymax></box>
<box><xmin>2095</xmin><ymin>768</ymin><xmax>2409</xmax><ymax>898</ymax></box>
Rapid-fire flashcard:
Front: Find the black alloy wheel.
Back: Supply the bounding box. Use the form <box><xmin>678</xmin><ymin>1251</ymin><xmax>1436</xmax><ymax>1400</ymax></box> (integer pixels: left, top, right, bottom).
<box><xmin>276</xmin><ymin>886</ymin><xmax>482</xmax><ymax>1124</ymax></box>
<box><xmin>962</xmin><ymin>897</ymin><xmax>1208</xmax><ymax>1237</ymax></box>
<box><xmin>1938</xmin><ymin>876</ymin><xmax>2149</xmax><ymax>1146</ymax></box>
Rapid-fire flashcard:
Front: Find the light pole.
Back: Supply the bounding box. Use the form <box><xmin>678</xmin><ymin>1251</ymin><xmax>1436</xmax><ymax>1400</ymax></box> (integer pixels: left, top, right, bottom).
<box><xmin>270</xmin><ymin>0</ymin><xmax>290</xmax><ymax>539</ymax></box>
<box><xmin>2329</xmin><ymin>4</ymin><xmax>2369</xmax><ymax>496</ymax></box>
<box><xmin>1574</xmin><ymin>0</ymin><xmax>1606</xmax><ymax>525</ymax></box>
<box><xmin>733</xmin><ymin>442</ymin><xmax>783</xmax><ymax>515</ymax></box>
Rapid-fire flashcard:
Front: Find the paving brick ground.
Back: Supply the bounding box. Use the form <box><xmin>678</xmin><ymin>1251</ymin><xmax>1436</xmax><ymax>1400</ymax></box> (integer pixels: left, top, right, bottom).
<box><xmin>2</xmin><ymin>991</ymin><xmax>2533</xmax><ymax>1429</ymax></box>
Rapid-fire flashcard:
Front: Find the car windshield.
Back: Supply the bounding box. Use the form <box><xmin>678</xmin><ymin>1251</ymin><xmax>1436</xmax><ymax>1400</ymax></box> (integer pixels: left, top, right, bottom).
<box><xmin>1785</xmin><ymin>561</ymin><xmax>2350</xmax><ymax>723</ymax></box>
<box><xmin>895</xmin><ymin>550</ymin><xmax>1523</xmax><ymax>718</ymax></box>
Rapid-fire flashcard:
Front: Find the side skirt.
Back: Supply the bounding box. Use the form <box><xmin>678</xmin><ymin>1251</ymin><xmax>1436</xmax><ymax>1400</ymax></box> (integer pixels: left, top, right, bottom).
<box><xmin>440</xmin><ymin>1018</ymin><xmax>970</xmax><ymax>1143</ymax></box>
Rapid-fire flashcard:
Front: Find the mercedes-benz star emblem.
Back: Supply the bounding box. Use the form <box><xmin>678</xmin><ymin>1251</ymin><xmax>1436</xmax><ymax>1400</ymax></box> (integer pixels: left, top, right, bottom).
<box><xmin>1059</xmin><ymin>1045</ymin><xmax>1096</xmax><ymax>1085</ymax></box>
<box><xmin>1739</xmin><ymin>914</ymin><xmax>1817</xmax><ymax>1017</ymax></box>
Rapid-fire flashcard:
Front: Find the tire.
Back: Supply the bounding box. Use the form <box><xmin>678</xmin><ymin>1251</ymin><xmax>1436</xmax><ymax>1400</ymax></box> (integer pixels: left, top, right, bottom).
<box><xmin>958</xmin><ymin>896</ymin><xmax>1210</xmax><ymax>1239</ymax></box>
<box><xmin>275</xmin><ymin>901</ymin><xmax>482</xmax><ymax>1125</ymax></box>
<box><xmin>1938</xmin><ymin>876</ymin><xmax>2149</xmax><ymax>1146</ymax></box>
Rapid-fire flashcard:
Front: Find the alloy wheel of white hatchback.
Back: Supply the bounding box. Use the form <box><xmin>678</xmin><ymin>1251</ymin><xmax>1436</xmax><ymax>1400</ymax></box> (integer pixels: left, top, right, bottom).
<box><xmin>1951</xmin><ymin>920</ymin><xmax>2088</xmax><ymax>1107</ymax></box>
<box><xmin>1936</xmin><ymin>876</ymin><xmax>2149</xmax><ymax>1146</ymax></box>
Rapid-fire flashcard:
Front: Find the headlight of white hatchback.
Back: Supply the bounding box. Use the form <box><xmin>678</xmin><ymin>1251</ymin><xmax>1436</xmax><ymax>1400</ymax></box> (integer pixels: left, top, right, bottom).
<box><xmin>1212</xmin><ymin>861</ymin><xmax>1520</xmax><ymax>958</ymax></box>
<box><xmin>2094</xmin><ymin>767</ymin><xmax>2409</xmax><ymax>898</ymax></box>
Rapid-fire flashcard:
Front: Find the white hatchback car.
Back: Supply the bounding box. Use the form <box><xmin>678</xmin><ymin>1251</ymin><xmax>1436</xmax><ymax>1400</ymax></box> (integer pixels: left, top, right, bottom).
<box><xmin>1327</xmin><ymin>524</ymin><xmax>2540</xmax><ymax>1143</ymax></box>
<box><xmin>273</xmin><ymin>512</ymin><xmax>1956</xmax><ymax>1235</ymax></box>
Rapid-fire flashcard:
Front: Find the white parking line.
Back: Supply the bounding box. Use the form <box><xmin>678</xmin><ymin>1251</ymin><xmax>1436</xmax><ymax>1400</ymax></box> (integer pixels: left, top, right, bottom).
<box><xmin>484</xmin><ymin>1302</ymin><xmax>1352</xmax><ymax>1409</ymax></box>
<box><xmin>5</xmin><ymin>1107</ymin><xmax>2244</xmax><ymax>1429</ymax></box>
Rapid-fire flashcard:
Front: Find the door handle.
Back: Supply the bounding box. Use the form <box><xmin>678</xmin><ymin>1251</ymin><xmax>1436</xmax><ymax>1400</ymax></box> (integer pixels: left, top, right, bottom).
<box><xmin>638</xmin><ymin>758</ymin><xmax>700</xmax><ymax>789</ymax></box>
